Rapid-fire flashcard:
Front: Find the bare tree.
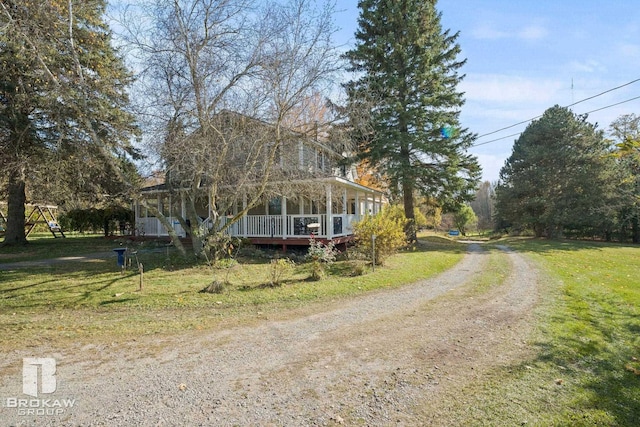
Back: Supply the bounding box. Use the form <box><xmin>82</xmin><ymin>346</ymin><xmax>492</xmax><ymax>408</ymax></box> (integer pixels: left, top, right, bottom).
<box><xmin>119</xmin><ymin>0</ymin><xmax>341</xmax><ymax>256</ymax></box>
<box><xmin>469</xmin><ymin>180</ymin><xmax>495</xmax><ymax>231</ymax></box>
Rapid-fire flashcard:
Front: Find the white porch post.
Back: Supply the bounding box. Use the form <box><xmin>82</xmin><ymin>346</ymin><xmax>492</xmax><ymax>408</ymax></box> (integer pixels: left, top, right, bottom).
<box><xmin>342</xmin><ymin>188</ymin><xmax>347</xmax><ymax>214</ymax></box>
<box><xmin>157</xmin><ymin>193</ymin><xmax>162</xmax><ymax>236</ymax></box>
<box><xmin>355</xmin><ymin>191</ymin><xmax>360</xmax><ymax>219</ymax></box>
<box><xmin>325</xmin><ymin>184</ymin><xmax>333</xmax><ymax>239</ymax></box>
<box><xmin>134</xmin><ymin>200</ymin><xmax>139</xmax><ymax>236</ymax></box>
<box><xmin>364</xmin><ymin>192</ymin><xmax>370</xmax><ymax>216</ymax></box>
<box><xmin>242</xmin><ymin>193</ymin><xmax>247</xmax><ymax>237</ymax></box>
<box><xmin>282</xmin><ymin>196</ymin><xmax>287</xmax><ymax>239</ymax></box>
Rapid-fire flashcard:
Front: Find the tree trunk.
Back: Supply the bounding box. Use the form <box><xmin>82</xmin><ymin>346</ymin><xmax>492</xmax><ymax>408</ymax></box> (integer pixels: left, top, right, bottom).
<box><xmin>4</xmin><ymin>168</ymin><xmax>28</xmax><ymax>245</ymax></box>
<box><xmin>139</xmin><ymin>200</ymin><xmax>188</xmax><ymax>258</ymax></box>
<box><xmin>400</xmin><ymin>139</ymin><xmax>417</xmax><ymax>242</ymax></box>
<box><xmin>402</xmin><ymin>178</ymin><xmax>417</xmax><ymax>243</ymax></box>
<box><xmin>184</xmin><ymin>196</ymin><xmax>205</xmax><ymax>257</ymax></box>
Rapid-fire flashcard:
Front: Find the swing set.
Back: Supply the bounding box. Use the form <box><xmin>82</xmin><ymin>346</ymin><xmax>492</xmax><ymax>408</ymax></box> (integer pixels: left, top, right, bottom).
<box><xmin>0</xmin><ymin>204</ymin><xmax>66</xmax><ymax>239</ymax></box>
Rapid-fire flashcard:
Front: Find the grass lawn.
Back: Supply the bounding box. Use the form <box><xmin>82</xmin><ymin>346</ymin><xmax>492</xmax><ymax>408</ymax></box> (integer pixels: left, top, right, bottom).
<box><xmin>0</xmin><ymin>232</ymin><xmax>128</xmax><ymax>263</ymax></box>
<box><xmin>441</xmin><ymin>238</ymin><xmax>640</xmax><ymax>426</ymax></box>
<box><xmin>0</xmin><ymin>233</ymin><xmax>465</xmax><ymax>351</ymax></box>
<box><xmin>2</xmin><ymin>235</ymin><xmax>638</xmax><ymax>425</ymax></box>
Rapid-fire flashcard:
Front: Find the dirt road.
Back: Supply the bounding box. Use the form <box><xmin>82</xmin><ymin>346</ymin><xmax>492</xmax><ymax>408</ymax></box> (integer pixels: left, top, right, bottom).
<box><xmin>1</xmin><ymin>244</ymin><xmax>540</xmax><ymax>426</ymax></box>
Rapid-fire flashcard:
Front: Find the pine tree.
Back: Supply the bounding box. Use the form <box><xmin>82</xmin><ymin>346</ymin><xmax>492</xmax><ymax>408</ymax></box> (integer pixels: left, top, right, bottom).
<box><xmin>344</xmin><ymin>0</ymin><xmax>480</xmax><ymax>241</ymax></box>
<box><xmin>0</xmin><ymin>0</ymin><xmax>138</xmax><ymax>245</ymax></box>
<box><xmin>495</xmin><ymin>106</ymin><xmax>620</xmax><ymax>239</ymax></box>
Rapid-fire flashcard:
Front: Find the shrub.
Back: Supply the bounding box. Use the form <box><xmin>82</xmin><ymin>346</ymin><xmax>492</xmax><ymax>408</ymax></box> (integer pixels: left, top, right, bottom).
<box><xmin>353</xmin><ymin>205</ymin><xmax>408</xmax><ymax>266</ymax></box>
<box><xmin>200</xmin><ymin>280</ymin><xmax>227</xmax><ymax>294</ymax></box>
<box><xmin>204</xmin><ymin>234</ymin><xmax>242</xmax><ymax>263</ymax></box>
<box><xmin>413</xmin><ymin>208</ymin><xmax>428</xmax><ymax>230</ymax></box>
<box><xmin>269</xmin><ymin>257</ymin><xmax>295</xmax><ymax>286</ymax></box>
<box><xmin>60</xmin><ymin>206</ymin><xmax>133</xmax><ymax>236</ymax></box>
<box><xmin>306</xmin><ymin>237</ymin><xmax>338</xmax><ymax>280</ymax></box>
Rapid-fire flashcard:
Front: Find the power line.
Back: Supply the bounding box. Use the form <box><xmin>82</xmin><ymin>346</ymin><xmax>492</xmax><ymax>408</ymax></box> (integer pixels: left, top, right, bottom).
<box><xmin>474</xmin><ymin>77</ymin><xmax>640</xmax><ymax>140</ymax></box>
<box><xmin>566</xmin><ymin>78</ymin><xmax>640</xmax><ymax>109</ymax></box>
<box><xmin>583</xmin><ymin>94</ymin><xmax>640</xmax><ymax>115</ymax></box>
<box><xmin>470</xmin><ymin>94</ymin><xmax>640</xmax><ymax>148</ymax></box>
<box><xmin>473</xmin><ymin>132</ymin><xmax>521</xmax><ymax>147</ymax></box>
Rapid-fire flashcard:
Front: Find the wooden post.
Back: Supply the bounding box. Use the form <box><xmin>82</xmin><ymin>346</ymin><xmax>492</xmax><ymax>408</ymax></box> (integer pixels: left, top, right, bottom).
<box><xmin>138</xmin><ymin>263</ymin><xmax>144</xmax><ymax>291</ymax></box>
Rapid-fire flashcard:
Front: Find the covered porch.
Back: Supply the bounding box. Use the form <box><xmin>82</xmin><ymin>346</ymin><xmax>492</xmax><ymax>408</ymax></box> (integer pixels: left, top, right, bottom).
<box><xmin>135</xmin><ymin>177</ymin><xmax>385</xmax><ymax>245</ymax></box>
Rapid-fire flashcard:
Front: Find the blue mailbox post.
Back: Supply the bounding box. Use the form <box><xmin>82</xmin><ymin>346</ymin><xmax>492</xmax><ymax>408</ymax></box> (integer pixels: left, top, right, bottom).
<box><xmin>113</xmin><ymin>247</ymin><xmax>127</xmax><ymax>271</ymax></box>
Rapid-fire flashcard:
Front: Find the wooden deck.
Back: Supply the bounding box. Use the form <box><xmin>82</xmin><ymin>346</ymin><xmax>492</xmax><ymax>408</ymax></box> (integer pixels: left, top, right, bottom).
<box><xmin>248</xmin><ymin>235</ymin><xmax>354</xmax><ymax>252</ymax></box>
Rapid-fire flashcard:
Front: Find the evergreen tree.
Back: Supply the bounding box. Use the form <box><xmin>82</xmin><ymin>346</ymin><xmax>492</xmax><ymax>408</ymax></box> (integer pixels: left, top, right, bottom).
<box><xmin>495</xmin><ymin>106</ymin><xmax>620</xmax><ymax>239</ymax></box>
<box><xmin>344</xmin><ymin>0</ymin><xmax>480</xmax><ymax>241</ymax></box>
<box><xmin>0</xmin><ymin>0</ymin><xmax>138</xmax><ymax>245</ymax></box>
<box><xmin>609</xmin><ymin>114</ymin><xmax>640</xmax><ymax>242</ymax></box>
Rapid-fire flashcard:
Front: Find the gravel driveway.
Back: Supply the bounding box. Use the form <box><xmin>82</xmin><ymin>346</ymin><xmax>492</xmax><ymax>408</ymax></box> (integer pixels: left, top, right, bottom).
<box><xmin>1</xmin><ymin>244</ymin><xmax>540</xmax><ymax>426</ymax></box>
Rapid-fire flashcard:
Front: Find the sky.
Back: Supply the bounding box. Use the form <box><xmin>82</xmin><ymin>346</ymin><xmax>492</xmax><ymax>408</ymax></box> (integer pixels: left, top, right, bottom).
<box><xmin>332</xmin><ymin>0</ymin><xmax>640</xmax><ymax>182</ymax></box>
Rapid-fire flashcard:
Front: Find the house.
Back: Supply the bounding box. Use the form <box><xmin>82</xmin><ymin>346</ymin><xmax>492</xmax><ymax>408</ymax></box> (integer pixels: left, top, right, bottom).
<box><xmin>134</xmin><ymin>112</ymin><xmax>385</xmax><ymax>250</ymax></box>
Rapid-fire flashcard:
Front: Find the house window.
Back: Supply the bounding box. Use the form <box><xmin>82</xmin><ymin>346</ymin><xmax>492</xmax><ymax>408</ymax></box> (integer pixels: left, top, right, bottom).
<box><xmin>268</xmin><ymin>198</ymin><xmax>282</xmax><ymax>215</ymax></box>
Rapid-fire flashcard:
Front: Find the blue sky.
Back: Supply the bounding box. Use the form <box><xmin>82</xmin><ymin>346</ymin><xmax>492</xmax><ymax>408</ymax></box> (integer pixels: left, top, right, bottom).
<box><xmin>333</xmin><ymin>0</ymin><xmax>640</xmax><ymax>182</ymax></box>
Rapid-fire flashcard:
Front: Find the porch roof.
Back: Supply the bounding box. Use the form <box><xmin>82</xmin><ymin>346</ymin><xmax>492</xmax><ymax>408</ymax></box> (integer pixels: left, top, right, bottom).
<box><xmin>140</xmin><ymin>176</ymin><xmax>385</xmax><ymax>196</ymax></box>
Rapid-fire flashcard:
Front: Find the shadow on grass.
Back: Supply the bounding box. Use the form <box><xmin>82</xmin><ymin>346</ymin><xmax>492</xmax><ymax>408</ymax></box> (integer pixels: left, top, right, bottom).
<box><xmin>530</xmin><ymin>302</ymin><xmax>640</xmax><ymax>425</ymax></box>
<box><xmin>99</xmin><ymin>297</ymin><xmax>140</xmax><ymax>306</ymax></box>
<box><xmin>0</xmin><ymin>263</ymin><xmax>145</xmax><ymax>309</ymax></box>
<box><xmin>497</xmin><ymin>237</ymin><xmax>639</xmax><ymax>255</ymax></box>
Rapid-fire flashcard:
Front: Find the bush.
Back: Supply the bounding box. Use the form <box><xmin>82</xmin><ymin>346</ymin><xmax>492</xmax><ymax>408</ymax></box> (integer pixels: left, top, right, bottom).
<box><xmin>269</xmin><ymin>257</ymin><xmax>295</xmax><ymax>286</ymax></box>
<box><xmin>353</xmin><ymin>205</ymin><xmax>408</xmax><ymax>266</ymax></box>
<box><xmin>306</xmin><ymin>237</ymin><xmax>338</xmax><ymax>280</ymax></box>
<box><xmin>204</xmin><ymin>234</ymin><xmax>243</xmax><ymax>263</ymax></box>
<box><xmin>59</xmin><ymin>206</ymin><xmax>133</xmax><ymax>236</ymax></box>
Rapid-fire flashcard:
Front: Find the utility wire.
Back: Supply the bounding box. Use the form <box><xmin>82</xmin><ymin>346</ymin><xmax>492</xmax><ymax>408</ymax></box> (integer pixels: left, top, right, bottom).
<box><xmin>471</xmin><ymin>94</ymin><xmax>640</xmax><ymax>147</ymax></box>
<box><xmin>474</xmin><ymin>77</ymin><xmax>640</xmax><ymax>140</ymax></box>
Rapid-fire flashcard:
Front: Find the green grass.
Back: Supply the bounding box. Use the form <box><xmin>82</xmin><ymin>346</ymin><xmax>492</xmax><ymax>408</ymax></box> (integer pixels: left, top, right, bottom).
<box><xmin>0</xmin><ymin>232</ymin><xmax>134</xmax><ymax>262</ymax></box>
<box><xmin>439</xmin><ymin>238</ymin><xmax>640</xmax><ymax>426</ymax></box>
<box><xmin>0</xmin><ymin>235</ymin><xmax>465</xmax><ymax>350</ymax></box>
<box><xmin>5</xmin><ymin>235</ymin><xmax>638</xmax><ymax>425</ymax></box>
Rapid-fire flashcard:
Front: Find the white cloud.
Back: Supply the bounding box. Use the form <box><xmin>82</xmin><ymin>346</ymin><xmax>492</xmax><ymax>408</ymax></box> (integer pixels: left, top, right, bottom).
<box><xmin>461</xmin><ymin>74</ymin><xmax>564</xmax><ymax>104</ymax></box>
<box><xmin>471</xmin><ymin>22</ymin><xmax>548</xmax><ymax>41</ymax></box>
<box><xmin>518</xmin><ymin>25</ymin><xmax>548</xmax><ymax>40</ymax></box>
<box><xmin>616</xmin><ymin>43</ymin><xmax>640</xmax><ymax>59</ymax></box>
<box><xmin>566</xmin><ymin>60</ymin><xmax>607</xmax><ymax>74</ymax></box>
<box><xmin>471</xmin><ymin>24</ymin><xmax>508</xmax><ymax>40</ymax></box>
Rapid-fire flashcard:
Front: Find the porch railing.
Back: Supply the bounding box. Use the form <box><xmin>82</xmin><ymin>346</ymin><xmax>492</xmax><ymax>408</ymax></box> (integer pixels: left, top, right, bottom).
<box><xmin>136</xmin><ymin>213</ymin><xmax>360</xmax><ymax>239</ymax></box>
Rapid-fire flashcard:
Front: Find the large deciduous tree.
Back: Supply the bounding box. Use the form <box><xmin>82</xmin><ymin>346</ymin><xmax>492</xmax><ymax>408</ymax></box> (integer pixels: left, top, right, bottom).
<box><xmin>469</xmin><ymin>180</ymin><xmax>495</xmax><ymax>231</ymax></box>
<box><xmin>121</xmin><ymin>0</ymin><xmax>340</xmax><ymax>256</ymax></box>
<box><xmin>344</xmin><ymin>0</ymin><xmax>480</xmax><ymax>241</ymax></box>
<box><xmin>495</xmin><ymin>105</ymin><xmax>620</xmax><ymax>239</ymax></box>
<box><xmin>0</xmin><ymin>0</ymin><xmax>138</xmax><ymax>245</ymax></box>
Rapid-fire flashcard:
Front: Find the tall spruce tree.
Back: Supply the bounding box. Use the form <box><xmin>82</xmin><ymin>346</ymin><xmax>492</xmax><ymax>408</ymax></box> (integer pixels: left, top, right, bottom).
<box><xmin>344</xmin><ymin>0</ymin><xmax>480</xmax><ymax>241</ymax></box>
<box><xmin>0</xmin><ymin>0</ymin><xmax>138</xmax><ymax>245</ymax></box>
